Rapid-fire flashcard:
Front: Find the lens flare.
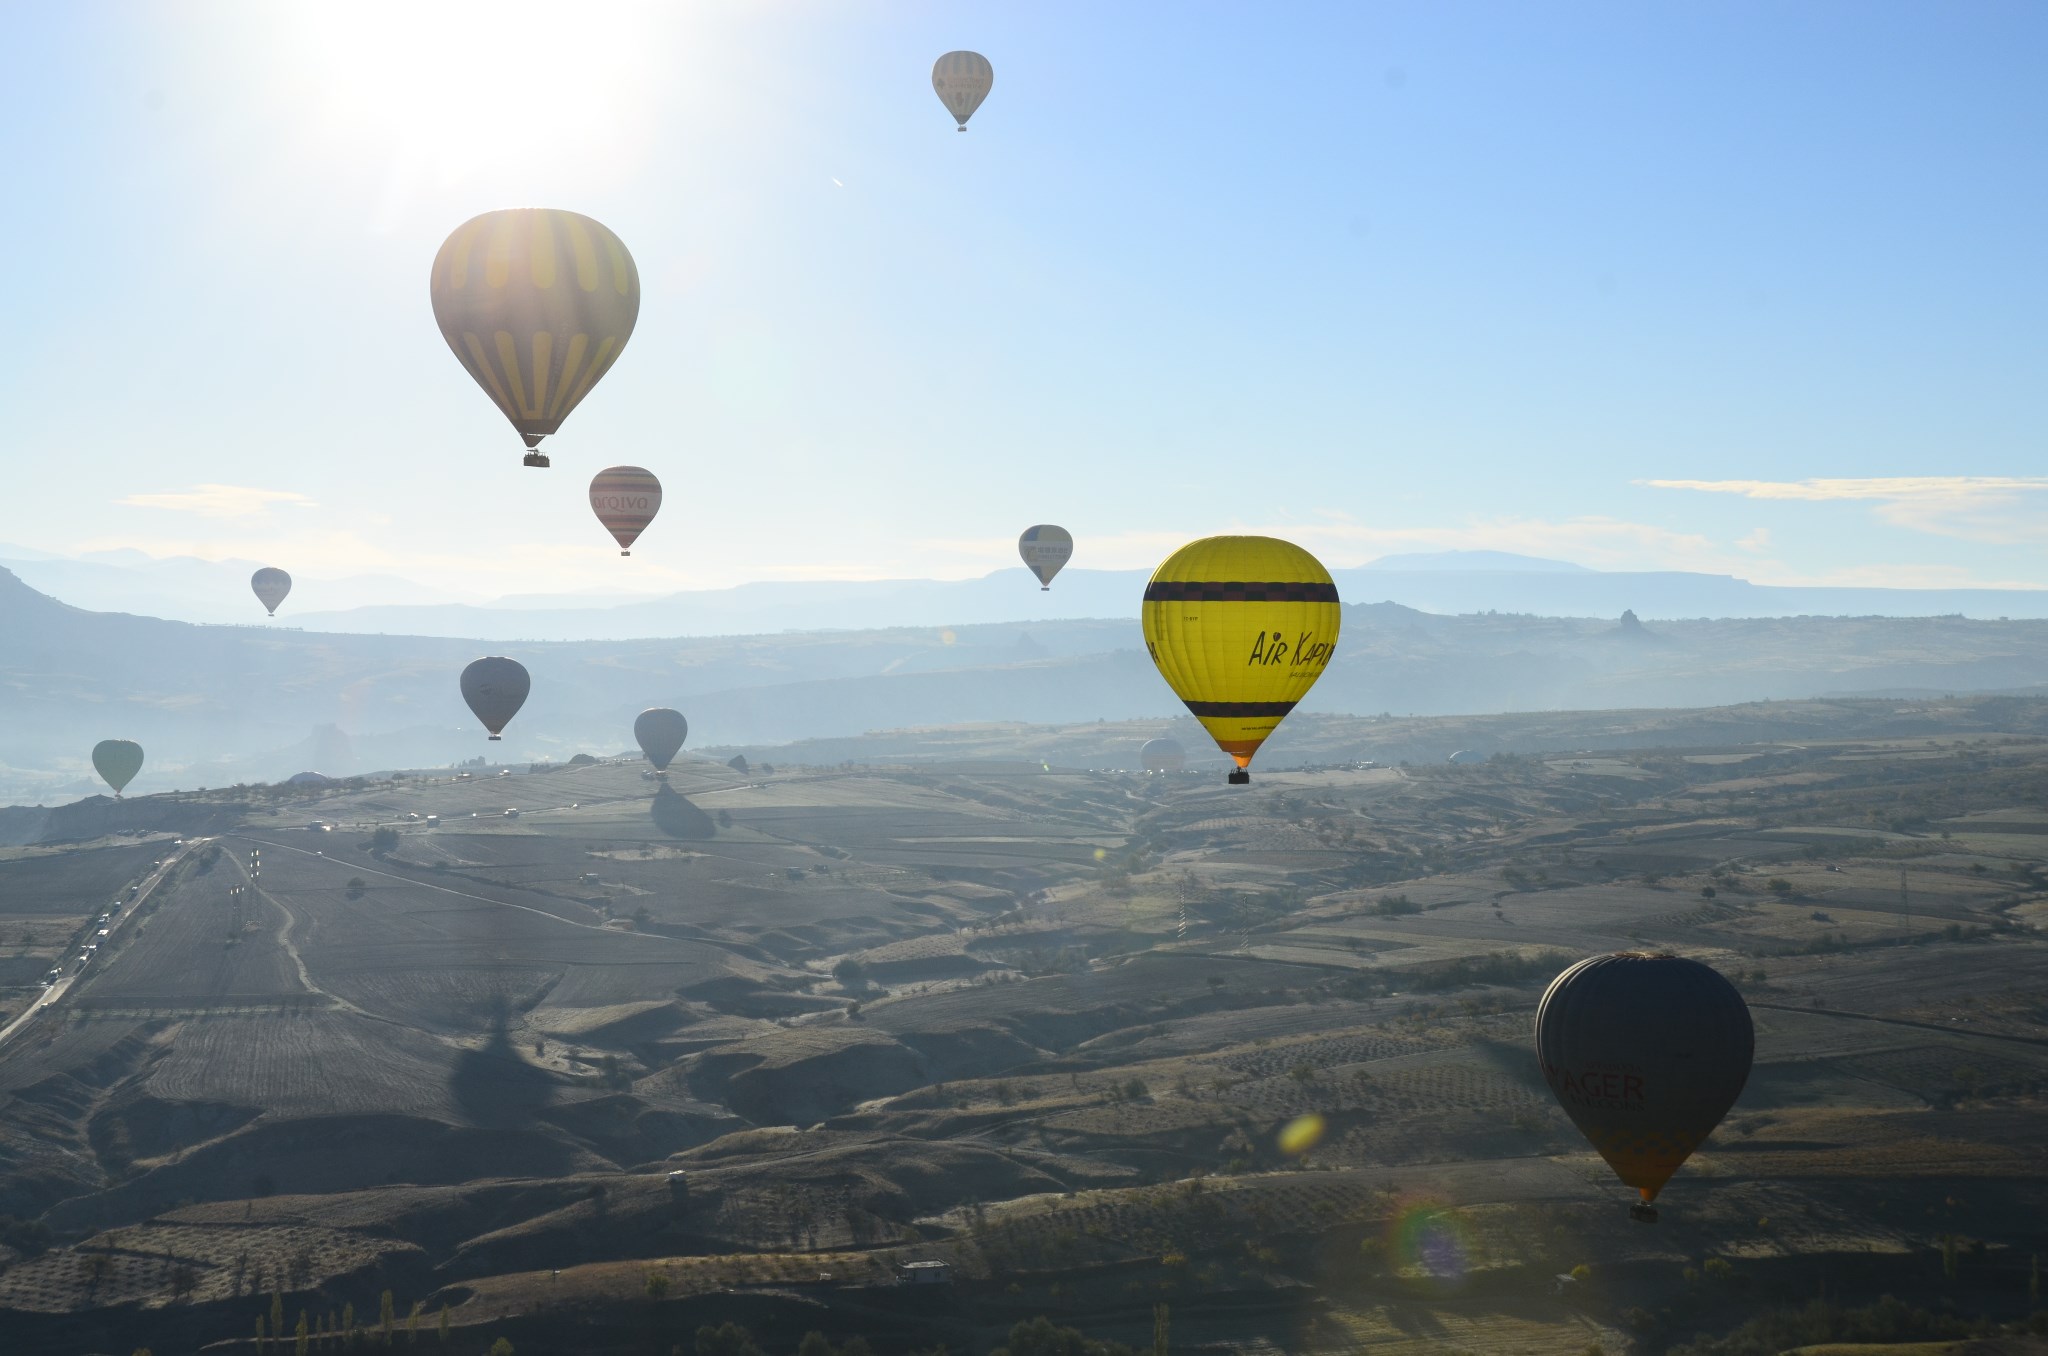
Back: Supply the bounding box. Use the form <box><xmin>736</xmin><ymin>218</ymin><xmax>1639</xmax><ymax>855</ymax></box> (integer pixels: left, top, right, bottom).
<box><xmin>1384</xmin><ymin>1196</ymin><xmax>1475</xmax><ymax>1289</ymax></box>
<box><xmin>1278</xmin><ymin>1113</ymin><xmax>1326</xmax><ymax>1156</ymax></box>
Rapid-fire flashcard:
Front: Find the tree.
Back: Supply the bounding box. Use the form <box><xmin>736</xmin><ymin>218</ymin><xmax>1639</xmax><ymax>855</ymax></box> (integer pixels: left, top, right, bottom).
<box><xmin>696</xmin><ymin>1323</ymin><xmax>764</xmax><ymax>1356</ymax></box>
<box><xmin>645</xmin><ymin>1271</ymin><xmax>671</xmax><ymax>1299</ymax></box>
<box><xmin>171</xmin><ymin>1262</ymin><xmax>198</xmax><ymax>1301</ymax></box>
<box><xmin>381</xmin><ymin>1289</ymin><xmax>396</xmax><ymax>1344</ymax></box>
<box><xmin>796</xmin><ymin>1333</ymin><xmax>836</xmax><ymax>1356</ymax></box>
<box><xmin>833</xmin><ymin>957</ymin><xmax>868</xmax><ymax>989</ymax></box>
<box><xmin>407</xmin><ymin>1300</ymin><xmax>422</xmax><ymax>1344</ymax></box>
<box><xmin>1153</xmin><ymin>1303</ymin><xmax>1170</xmax><ymax>1356</ymax></box>
<box><xmin>296</xmin><ymin>1310</ymin><xmax>310</xmax><ymax>1356</ymax></box>
<box><xmin>272</xmin><ymin>1291</ymin><xmax>285</xmax><ymax>1344</ymax></box>
<box><xmin>437</xmin><ymin>1308</ymin><xmax>449</xmax><ymax>1344</ymax></box>
<box><xmin>371</xmin><ymin>827</ymin><xmax>399</xmax><ymax>853</ymax></box>
<box><xmin>345</xmin><ymin>877</ymin><xmax>367</xmax><ymax>901</ymax></box>
<box><xmin>488</xmin><ymin>1341</ymin><xmax>514</xmax><ymax>1356</ymax></box>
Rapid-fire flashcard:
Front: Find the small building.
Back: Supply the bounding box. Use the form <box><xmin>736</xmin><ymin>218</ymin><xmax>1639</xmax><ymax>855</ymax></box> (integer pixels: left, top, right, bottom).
<box><xmin>581</xmin><ymin>873</ymin><xmax>602</xmax><ymax>885</ymax></box>
<box><xmin>896</xmin><ymin>1261</ymin><xmax>952</xmax><ymax>1286</ymax></box>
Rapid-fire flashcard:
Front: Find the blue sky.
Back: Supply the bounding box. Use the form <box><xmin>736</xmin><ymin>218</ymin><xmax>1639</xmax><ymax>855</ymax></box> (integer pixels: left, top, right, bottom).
<box><xmin>2</xmin><ymin>1</ymin><xmax>2044</xmax><ymax>599</ymax></box>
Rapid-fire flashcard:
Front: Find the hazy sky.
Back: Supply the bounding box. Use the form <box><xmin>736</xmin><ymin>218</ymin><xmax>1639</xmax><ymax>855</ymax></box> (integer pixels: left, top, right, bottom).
<box><xmin>3</xmin><ymin>2</ymin><xmax>2044</xmax><ymax>598</ymax></box>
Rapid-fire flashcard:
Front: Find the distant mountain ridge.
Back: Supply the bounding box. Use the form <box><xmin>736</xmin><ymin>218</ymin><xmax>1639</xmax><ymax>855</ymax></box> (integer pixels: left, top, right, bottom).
<box><xmin>7</xmin><ymin>547</ymin><xmax>2048</xmax><ymax>640</ymax></box>
<box><xmin>5</xmin><ymin>565</ymin><xmax>2048</xmax><ymax>808</ymax></box>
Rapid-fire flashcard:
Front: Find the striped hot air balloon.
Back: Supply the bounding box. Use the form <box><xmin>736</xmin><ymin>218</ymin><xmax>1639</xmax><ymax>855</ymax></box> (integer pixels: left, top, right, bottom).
<box><xmin>589</xmin><ymin>466</ymin><xmax>662</xmax><ymax>555</ymax></box>
<box><xmin>932</xmin><ymin>51</ymin><xmax>993</xmax><ymax>130</ymax></box>
<box><xmin>429</xmin><ymin>209</ymin><xmax>640</xmax><ymax>468</ymax></box>
<box><xmin>1141</xmin><ymin>536</ymin><xmax>1341</xmax><ymax>784</ymax></box>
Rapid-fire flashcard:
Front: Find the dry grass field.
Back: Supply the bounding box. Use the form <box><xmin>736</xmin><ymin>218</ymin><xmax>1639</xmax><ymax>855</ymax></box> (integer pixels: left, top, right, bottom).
<box><xmin>2</xmin><ymin>697</ymin><xmax>2047</xmax><ymax>1355</ymax></box>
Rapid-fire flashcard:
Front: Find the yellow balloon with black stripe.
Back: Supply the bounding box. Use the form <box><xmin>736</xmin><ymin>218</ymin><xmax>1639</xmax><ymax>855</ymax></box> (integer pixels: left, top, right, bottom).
<box><xmin>1142</xmin><ymin>536</ymin><xmax>1341</xmax><ymax>784</ymax></box>
<box><xmin>430</xmin><ymin>208</ymin><xmax>640</xmax><ymax>468</ymax></box>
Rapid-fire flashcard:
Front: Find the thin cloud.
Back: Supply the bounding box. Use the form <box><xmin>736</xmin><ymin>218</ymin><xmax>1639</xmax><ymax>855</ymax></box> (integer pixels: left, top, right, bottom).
<box><xmin>116</xmin><ymin>484</ymin><xmax>317</xmax><ymax>519</ymax></box>
<box><xmin>1640</xmin><ymin>476</ymin><xmax>2048</xmax><ymax>544</ymax></box>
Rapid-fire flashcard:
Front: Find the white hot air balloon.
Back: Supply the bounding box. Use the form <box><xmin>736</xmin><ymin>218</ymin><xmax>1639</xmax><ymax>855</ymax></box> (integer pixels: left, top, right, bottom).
<box><xmin>932</xmin><ymin>51</ymin><xmax>993</xmax><ymax>130</ymax></box>
<box><xmin>1018</xmin><ymin>525</ymin><xmax>1072</xmax><ymax>590</ymax></box>
<box><xmin>251</xmin><ymin>568</ymin><xmax>292</xmax><ymax>616</ymax></box>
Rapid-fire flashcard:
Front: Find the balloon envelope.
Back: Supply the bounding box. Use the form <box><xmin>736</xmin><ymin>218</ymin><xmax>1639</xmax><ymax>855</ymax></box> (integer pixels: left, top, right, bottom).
<box><xmin>92</xmin><ymin>739</ymin><xmax>144</xmax><ymax>795</ymax></box>
<box><xmin>1140</xmin><ymin>536</ymin><xmax>1341</xmax><ymax>779</ymax></box>
<box><xmin>460</xmin><ymin>657</ymin><xmax>531</xmax><ymax>741</ymax></box>
<box><xmin>1140</xmin><ymin>737</ymin><xmax>1185</xmax><ymax>773</ymax></box>
<box><xmin>590</xmin><ymin>466</ymin><xmax>662</xmax><ymax>555</ymax></box>
<box><xmin>634</xmin><ymin>707</ymin><xmax>688</xmax><ymax>772</ymax></box>
<box><xmin>429</xmin><ymin>209</ymin><xmax>640</xmax><ymax>463</ymax></box>
<box><xmin>932</xmin><ymin>50</ymin><xmax>993</xmax><ymax>128</ymax></box>
<box><xmin>1017</xmin><ymin>524</ymin><xmax>1072</xmax><ymax>589</ymax></box>
<box><xmin>1535</xmin><ymin>953</ymin><xmax>1754</xmax><ymax>1208</ymax></box>
<box><xmin>250</xmin><ymin>567</ymin><xmax>292</xmax><ymax>616</ymax></box>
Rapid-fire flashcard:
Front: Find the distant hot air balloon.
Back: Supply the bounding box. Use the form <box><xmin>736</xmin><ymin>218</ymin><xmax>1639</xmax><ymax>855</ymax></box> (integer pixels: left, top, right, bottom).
<box><xmin>429</xmin><ymin>209</ymin><xmax>640</xmax><ymax>468</ymax></box>
<box><xmin>1140</xmin><ymin>737</ymin><xmax>1185</xmax><ymax>773</ymax></box>
<box><xmin>590</xmin><ymin>466</ymin><xmax>662</xmax><ymax>556</ymax></box>
<box><xmin>251</xmin><ymin>567</ymin><xmax>292</xmax><ymax>616</ymax></box>
<box><xmin>1018</xmin><ymin>525</ymin><xmax>1072</xmax><ymax>590</ymax></box>
<box><xmin>1141</xmin><ymin>536</ymin><xmax>1341</xmax><ymax>785</ymax></box>
<box><xmin>92</xmin><ymin>739</ymin><xmax>144</xmax><ymax>797</ymax></box>
<box><xmin>460</xmin><ymin>657</ymin><xmax>531</xmax><ymax>742</ymax></box>
<box><xmin>634</xmin><ymin>707</ymin><xmax>688</xmax><ymax>774</ymax></box>
<box><xmin>1535</xmin><ymin>952</ymin><xmax>1754</xmax><ymax>1223</ymax></box>
<box><xmin>932</xmin><ymin>51</ymin><xmax>993</xmax><ymax>130</ymax></box>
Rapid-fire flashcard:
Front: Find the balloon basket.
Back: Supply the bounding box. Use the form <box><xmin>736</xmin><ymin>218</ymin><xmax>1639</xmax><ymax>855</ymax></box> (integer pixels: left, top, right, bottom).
<box><xmin>1041</xmin><ymin>586</ymin><xmax>1049</xmax><ymax>591</ymax></box>
<box><xmin>1227</xmin><ymin>769</ymin><xmax>1250</xmax><ymax>785</ymax></box>
<box><xmin>523</xmin><ymin>451</ymin><xmax>550</xmax><ymax>468</ymax></box>
<box><xmin>487</xmin><ymin>735</ymin><xmax>502</xmax><ymax>742</ymax></box>
<box><xmin>1629</xmin><ymin>1203</ymin><xmax>1659</xmax><ymax>1224</ymax></box>
<box><xmin>620</xmin><ymin>550</ymin><xmax>630</xmax><ymax>556</ymax></box>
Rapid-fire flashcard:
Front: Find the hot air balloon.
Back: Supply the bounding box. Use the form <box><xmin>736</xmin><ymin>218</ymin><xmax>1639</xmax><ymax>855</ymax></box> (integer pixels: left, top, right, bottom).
<box><xmin>590</xmin><ymin>466</ymin><xmax>662</xmax><ymax>555</ymax></box>
<box><xmin>429</xmin><ymin>209</ymin><xmax>640</xmax><ymax>468</ymax></box>
<box><xmin>1141</xmin><ymin>536</ymin><xmax>1341</xmax><ymax>785</ymax></box>
<box><xmin>1018</xmin><ymin>525</ymin><xmax>1072</xmax><ymax>590</ymax></box>
<box><xmin>932</xmin><ymin>51</ymin><xmax>993</xmax><ymax>130</ymax></box>
<box><xmin>460</xmin><ymin>657</ymin><xmax>531</xmax><ymax>742</ymax></box>
<box><xmin>1140</xmin><ymin>737</ymin><xmax>1185</xmax><ymax>773</ymax></box>
<box><xmin>250</xmin><ymin>567</ymin><xmax>292</xmax><ymax>616</ymax></box>
<box><xmin>1535</xmin><ymin>952</ymin><xmax>1754</xmax><ymax>1223</ymax></box>
<box><xmin>634</xmin><ymin>707</ymin><xmax>688</xmax><ymax>774</ymax></box>
<box><xmin>92</xmin><ymin>739</ymin><xmax>144</xmax><ymax>797</ymax></box>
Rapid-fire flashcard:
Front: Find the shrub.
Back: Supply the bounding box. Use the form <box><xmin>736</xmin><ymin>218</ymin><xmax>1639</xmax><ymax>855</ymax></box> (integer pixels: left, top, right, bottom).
<box><xmin>645</xmin><ymin>1271</ymin><xmax>670</xmax><ymax>1299</ymax></box>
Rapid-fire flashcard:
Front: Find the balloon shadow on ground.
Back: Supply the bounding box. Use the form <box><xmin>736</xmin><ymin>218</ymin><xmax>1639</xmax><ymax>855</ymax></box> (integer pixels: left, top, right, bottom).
<box><xmin>449</xmin><ymin>1000</ymin><xmax>557</xmax><ymax>1129</ymax></box>
<box><xmin>651</xmin><ymin>784</ymin><xmax>715</xmax><ymax>839</ymax></box>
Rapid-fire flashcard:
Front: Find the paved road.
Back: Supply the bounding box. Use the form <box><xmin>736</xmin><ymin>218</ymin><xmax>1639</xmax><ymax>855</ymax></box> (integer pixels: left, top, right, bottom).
<box><xmin>0</xmin><ymin>837</ymin><xmax>209</xmax><ymax>1053</ymax></box>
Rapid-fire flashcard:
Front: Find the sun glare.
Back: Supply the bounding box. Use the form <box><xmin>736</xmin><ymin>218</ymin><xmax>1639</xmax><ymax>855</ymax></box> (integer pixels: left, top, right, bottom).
<box><xmin>287</xmin><ymin>2</ymin><xmax>679</xmax><ymax>194</ymax></box>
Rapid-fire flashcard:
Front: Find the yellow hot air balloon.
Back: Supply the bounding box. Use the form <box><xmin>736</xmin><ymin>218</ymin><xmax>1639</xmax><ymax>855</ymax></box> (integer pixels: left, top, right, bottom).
<box><xmin>1141</xmin><ymin>536</ymin><xmax>1340</xmax><ymax>785</ymax></box>
<box><xmin>429</xmin><ymin>209</ymin><xmax>640</xmax><ymax>468</ymax></box>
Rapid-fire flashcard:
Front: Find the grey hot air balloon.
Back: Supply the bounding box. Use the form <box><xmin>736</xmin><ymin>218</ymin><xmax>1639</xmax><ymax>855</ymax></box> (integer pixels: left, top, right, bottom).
<box><xmin>92</xmin><ymin>739</ymin><xmax>144</xmax><ymax>796</ymax></box>
<box><xmin>460</xmin><ymin>657</ymin><xmax>531</xmax><ymax>742</ymax></box>
<box><xmin>1535</xmin><ymin>952</ymin><xmax>1754</xmax><ymax>1222</ymax></box>
<box><xmin>932</xmin><ymin>51</ymin><xmax>993</xmax><ymax>130</ymax></box>
<box><xmin>1018</xmin><ymin>524</ymin><xmax>1072</xmax><ymax>589</ymax></box>
<box><xmin>634</xmin><ymin>707</ymin><xmax>688</xmax><ymax>774</ymax></box>
<box><xmin>251</xmin><ymin>567</ymin><xmax>292</xmax><ymax>616</ymax></box>
<box><xmin>1140</xmin><ymin>737</ymin><xmax>1185</xmax><ymax>773</ymax></box>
